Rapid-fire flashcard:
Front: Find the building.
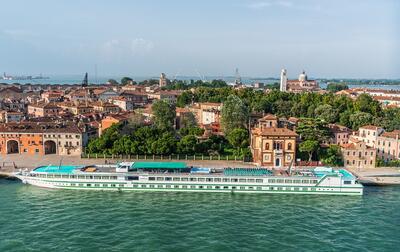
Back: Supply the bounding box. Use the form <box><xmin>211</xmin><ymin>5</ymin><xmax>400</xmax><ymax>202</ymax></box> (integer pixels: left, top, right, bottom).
<box><xmin>251</xmin><ymin>116</ymin><xmax>297</xmax><ymax>168</ymax></box>
<box><xmin>323</xmin><ymin>124</ymin><xmax>351</xmax><ymax>145</ymax></box>
<box><xmin>0</xmin><ymin>111</ymin><xmax>24</xmax><ymax>123</ymax></box>
<box><xmin>376</xmin><ymin>130</ymin><xmax>400</xmax><ymax>161</ymax></box>
<box><xmin>58</xmin><ymin>102</ymin><xmax>94</xmax><ymax>115</ymax></box>
<box><xmin>0</xmin><ymin>122</ymin><xmax>83</xmax><ymax>155</ymax></box>
<box><xmin>280</xmin><ymin>70</ymin><xmax>320</xmax><ymax>93</ymax></box>
<box><xmin>27</xmin><ymin>103</ymin><xmax>61</xmax><ymax>118</ymax></box>
<box><xmin>341</xmin><ymin>139</ymin><xmax>376</xmax><ymax>169</ymax></box>
<box><xmin>100</xmin><ymin>114</ymin><xmax>131</xmax><ymax>135</ymax></box>
<box><xmin>111</xmin><ymin>97</ymin><xmax>134</xmax><ymax>111</ymax></box>
<box><xmin>92</xmin><ymin>88</ymin><xmax>119</xmax><ymax>101</ymax></box>
<box><xmin>119</xmin><ymin>91</ymin><xmax>148</xmax><ymax>106</ymax></box>
<box><xmin>41</xmin><ymin>90</ymin><xmax>64</xmax><ymax>103</ymax></box>
<box><xmin>352</xmin><ymin>125</ymin><xmax>384</xmax><ymax>147</ymax></box>
<box><xmin>159</xmin><ymin>73</ymin><xmax>168</xmax><ymax>87</ymax></box>
<box><xmin>91</xmin><ymin>101</ymin><xmax>120</xmax><ymax>114</ymax></box>
<box><xmin>148</xmin><ymin>90</ymin><xmax>181</xmax><ymax>103</ymax></box>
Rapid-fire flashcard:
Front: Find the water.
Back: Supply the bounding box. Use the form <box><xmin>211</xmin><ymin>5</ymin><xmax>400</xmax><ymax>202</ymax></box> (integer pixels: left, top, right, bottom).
<box><xmin>1</xmin><ymin>75</ymin><xmax>400</xmax><ymax>91</ymax></box>
<box><xmin>0</xmin><ymin>179</ymin><xmax>399</xmax><ymax>252</ymax></box>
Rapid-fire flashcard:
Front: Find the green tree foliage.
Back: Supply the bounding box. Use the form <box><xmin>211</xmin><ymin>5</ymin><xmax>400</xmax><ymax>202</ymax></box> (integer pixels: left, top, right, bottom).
<box><xmin>349</xmin><ymin>112</ymin><xmax>374</xmax><ymax>130</ymax></box>
<box><xmin>314</xmin><ymin>104</ymin><xmax>338</xmax><ymax>123</ymax></box>
<box><xmin>226</xmin><ymin>128</ymin><xmax>249</xmax><ymax>149</ymax></box>
<box><xmin>221</xmin><ymin>95</ymin><xmax>249</xmax><ymax>134</ymax></box>
<box><xmin>177</xmin><ymin>135</ymin><xmax>198</xmax><ymax>154</ymax></box>
<box><xmin>354</xmin><ymin>94</ymin><xmax>382</xmax><ymax>116</ymax></box>
<box><xmin>152</xmin><ymin>100</ymin><xmax>176</xmax><ymax>131</ymax></box>
<box><xmin>107</xmin><ymin>79</ymin><xmax>119</xmax><ymax>85</ymax></box>
<box><xmin>296</xmin><ymin>119</ymin><xmax>331</xmax><ymax>142</ymax></box>
<box><xmin>326</xmin><ymin>83</ymin><xmax>349</xmax><ymax>92</ymax></box>
<box><xmin>121</xmin><ymin>77</ymin><xmax>133</xmax><ymax>85</ymax></box>
<box><xmin>176</xmin><ymin>91</ymin><xmax>193</xmax><ymax>108</ymax></box>
<box><xmin>299</xmin><ymin>140</ymin><xmax>319</xmax><ymax>161</ymax></box>
<box><xmin>320</xmin><ymin>145</ymin><xmax>343</xmax><ymax>166</ymax></box>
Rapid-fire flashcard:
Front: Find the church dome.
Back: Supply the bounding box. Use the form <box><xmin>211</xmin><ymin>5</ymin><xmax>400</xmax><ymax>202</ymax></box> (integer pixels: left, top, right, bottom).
<box><xmin>298</xmin><ymin>71</ymin><xmax>307</xmax><ymax>82</ymax></box>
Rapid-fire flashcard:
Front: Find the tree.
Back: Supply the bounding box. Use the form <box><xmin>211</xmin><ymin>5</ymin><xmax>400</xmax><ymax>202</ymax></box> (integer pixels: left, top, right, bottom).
<box><xmin>107</xmin><ymin>79</ymin><xmax>119</xmax><ymax>85</ymax></box>
<box><xmin>152</xmin><ymin>100</ymin><xmax>176</xmax><ymax>131</ymax></box>
<box><xmin>299</xmin><ymin>140</ymin><xmax>319</xmax><ymax>161</ymax></box>
<box><xmin>296</xmin><ymin>119</ymin><xmax>331</xmax><ymax>142</ymax></box>
<box><xmin>221</xmin><ymin>95</ymin><xmax>249</xmax><ymax>134</ymax></box>
<box><xmin>354</xmin><ymin>94</ymin><xmax>382</xmax><ymax>116</ymax></box>
<box><xmin>177</xmin><ymin>135</ymin><xmax>197</xmax><ymax>154</ymax></box>
<box><xmin>349</xmin><ymin>112</ymin><xmax>373</xmax><ymax>130</ymax></box>
<box><xmin>150</xmin><ymin>132</ymin><xmax>177</xmax><ymax>155</ymax></box>
<box><xmin>326</xmin><ymin>83</ymin><xmax>349</xmax><ymax>92</ymax></box>
<box><xmin>227</xmin><ymin>128</ymin><xmax>249</xmax><ymax>149</ymax></box>
<box><xmin>320</xmin><ymin>145</ymin><xmax>343</xmax><ymax>166</ymax></box>
<box><xmin>121</xmin><ymin>77</ymin><xmax>133</xmax><ymax>85</ymax></box>
<box><xmin>176</xmin><ymin>91</ymin><xmax>192</xmax><ymax>107</ymax></box>
<box><xmin>314</xmin><ymin>104</ymin><xmax>338</xmax><ymax>123</ymax></box>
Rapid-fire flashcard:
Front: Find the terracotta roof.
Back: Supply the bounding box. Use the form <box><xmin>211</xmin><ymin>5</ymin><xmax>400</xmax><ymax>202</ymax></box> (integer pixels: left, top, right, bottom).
<box><xmin>359</xmin><ymin>125</ymin><xmax>381</xmax><ymax>130</ymax></box>
<box><xmin>28</xmin><ymin>103</ymin><xmax>60</xmax><ymax>109</ymax></box>
<box><xmin>252</xmin><ymin>127</ymin><xmax>298</xmax><ymax>137</ymax></box>
<box><xmin>0</xmin><ymin>122</ymin><xmax>81</xmax><ymax>134</ymax></box>
<box><xmin>380</xmin><ymin>130</ymin><xmax>400</xmax><ymax>139</ymax></box>
<box><xmin>259</xmin><ymin>114</ymin><xmax>277</xmax><ymax>121</ymax></box>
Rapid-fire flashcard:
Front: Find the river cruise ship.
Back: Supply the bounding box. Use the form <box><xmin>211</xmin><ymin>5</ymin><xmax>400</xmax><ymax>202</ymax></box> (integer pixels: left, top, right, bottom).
<box><xmin>15</xmin><ymin>162</ymin><xmax>363</xmax><ymax>195</ymax></box>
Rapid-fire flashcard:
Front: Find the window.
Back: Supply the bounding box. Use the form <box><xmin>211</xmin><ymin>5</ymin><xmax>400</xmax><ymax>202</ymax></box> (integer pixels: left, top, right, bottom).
<box><xmin>231</xmin><ymin>178</ymin><xmax>238</xmax><ymax>182</ymax></box>
<box><xmin>276</xmin><ymin>179</ymin><xmax>284</xmax><ymax>183</ymax></box>
<box><xmin>190</xmin><ymin>178</ymin><xmax>197</xmax><ymax>181</ymax></box>
<box><xmin>149</xmin><ymin>177</ymin><xmax>155</xmax><ymax>181</ymax></box>
<box><xmin>269</xmin><ymin>179</ymin><xmax>276</xmax><ymax>183</ymax></box>
<box><xmin>173</xmin><ymin>177</ymin><xmax>180</xmax><ymax>181</ymax></box>
<box><xmin>288</xmin><ymin>143</ymin><xmax>292</xmax><ymax>150</ymax></box>
<box><xmin>206</xmin><ymin>178</ymin><xmax>213</xmax><ymax>182</ymax></box>
<box><xmin>285</xmin><ymin>179</ymin><xmax>292</xmax><ymax>183</ymax></box>
<box><xmin>344</xmin><ymin>181</ymin><xmax>351</xmax><ymax>184</ymax></box>
<box><xmin>181</xmin><ymin>178</ymin><xmax>188</xmax><ymax>181</ymax></box>
<box><xmin>198</xmin><ymin>178</ymin><xmax>205</xmax><ymax>182</ymax></box>
<box><xmin>214</xmin><ymin>178</ymin><xmax>221</xmax><ymax>182</ymax></box>
<box><xmin>265</xmin><ymin>143</ymin><xmax>270</xmax><ymax>150</ymax></box>
<box><xmin>165</xmin><ymin>177</ymin><xmax>172</xmax><ymax>181</ymax></box>
<box><xmin>223</xmin><ymin>178</ymin><xmax>229</xmax><ymax>182</ymax></box>
<box><xmin>239</xmin><ymin>179</ymin><xmax>246</xmax><ymax>182</ymax></box>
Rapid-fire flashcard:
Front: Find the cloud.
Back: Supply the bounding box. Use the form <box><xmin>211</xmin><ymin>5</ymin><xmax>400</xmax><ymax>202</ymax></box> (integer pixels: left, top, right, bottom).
<box><xmin>131</xmin><ymin>38</ymin><xmax>154</xmax><ymax>53</ymax></box>
<box><xmin>246</xmin><ymin>0</ymin><xmax>294</xmax><ymax>9</ymax></box>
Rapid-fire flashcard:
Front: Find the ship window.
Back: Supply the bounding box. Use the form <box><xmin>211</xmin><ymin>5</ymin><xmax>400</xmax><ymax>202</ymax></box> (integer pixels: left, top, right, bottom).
<box><xmin>190</xmin><ymin>185</ymin><xmax>196</xmax><ymax>189</ymax></box>
<box><xmin>182</xmin><ymin>185</ymin><xmax>188</xmax><ymax>188</ymax></box>
<box><xmin>101</xmin><ymin>176</ymin><xmax>109</xmax><ymax>180</ymax></box>
<box><xmin>156</xmin><ymin>177</ymin><xmax>164</xmax><ymax>181</ymax></box>
<box><xmin>285</xmin><ymin>179</ymin><xmax>292</xmax><ymax>183</ymax></box>
<box><xmin>198</xmin><ymin>178</ymin><xmax>205</xmax><ymax>182</ymax></box>
<box><xmin>141</xmin><ymin>184</ymin><xmax>147</xmax><ymax>188</ymax></box>
<box><xmin>239</xmin><ymin>179</ymin><xmax>246</xmax><ymax>182</ymax></box>
<box><xmin>62</xmin><ymin>175</ymin><xmax>69</xmax><ymax>179</ymax></box>
<box><xmin>231</xmin><ymin>178</ymin><xmax>238</xmax><ymax>182</ymax></box>
<box><xmin>47</xmin><ymin>174</ymin><xmax>54</xmax><ymax>178</ymax></box>
<box><xmin>276</xmin><ymin>179</ymin><xmax>284</xmax><ymax>183</ymax></box>
<box><xmin>86</xmin><ymin>184</ymin><xmax>91</xmax><ymax>187</ymax></box>
<box><xmin>214</xmin><ymin>178</ymin><xmax>221</xmax><ymax>182</ymax></box>
<box><xmin>215</xmin><ymin>186</ymin><xmax>220</xmax><ymax>189</ymax></box>
<box><xmin>247</xmin><ymin>179</ymin><xmax>255</xmax><ymax>183</ymax></box>
<box><xmin>269</xmin><ymin>179</ymin><xmax>276</xmax><ymax>183</ymax></box>
<box><xmin>150</xmin><ymin>185</ymin><xmax>155</xmax><ymax>188</ymax></box>
<box><xmin>240</xmin><ymin>186</ymin><xmax>245</xmax><ymax>190</ymax></box>
<box><xmin>223</xmin><ymin>178</ymin><xmax>229</xmax><ymax>182</ymax></box>
<box><xmin>173</xmin><ymin>177</ymin><xmax>180</xmax><ymax>181</ymax></box>
<box><xmin>199</xmin><ymin>186</ymin><xmax>203</xmax><ymax>189</ymax></box>
<box><xmin>223</xmin><ymin>186</ymin><xmax>229</xmax><ymax>189</ymax></box>
<box><xmin>302</xmin><ymin>180</ymin><xmax>309</xmax><ymax>184</ymax></box>
<box><xmin>157</xmin><ymin>185</ymin><xmax>163</xmax><ymax>188</ymax></box>
<box><xmin>344</xmin><ymin>181</ymin><xmax>351</xmax><ymax>184</ymax></box>
<box><xmin>133</xmin><ymin>184</ymin><xmax>138</xmax><ymax>188</ymax></box>
<box><xmin>257</xmin><ymin>187</ymin><xmax>262</xmax><ymax>190</ymax></box>
<box><xmin>190</xmin><ymin>178</ymin><xmax>197</xmax><ymax>182</ymax></box>
<box><xmin>165</xmin><ymin>177</ymin><xmax>172</xmax><ymax>181</ymax></box>
<box><xmin>311</xmin><ymin>180</ymin><xmax>318</xmax><ymax>184</ymax></box>
<box><xmin>127</xmin><ymin>176</ymin><xmax>139</xmax><ymax>181</ymax></box>
<box><xmin>111</xmin><ymin>184</ymin><xmax>116</xmax><ymax>187</ymax></box>
<box><xmin>207</xmin><ymin>185</ymin><xmax>212</xmax><ymax>189</ymax></box>
<box><xmin>256</xmin><ymin>179</ymin><xmax>263</xmax><ymax>183</ymax></box>
<box><xmin>294</xmin><ymin>187</ymin><xmax>299</xmax><ymax>191</ymax></box>
<box><xmin>166</xmin><ymin>185</ymin><xmax>171</xmax><ymax>188</ymax></box>
<box><xmin>249</xmin><ymin>186</ymin><xmax>254</xmax><ymax>190</ymax></box>
<box><xmin>95</xmin><ymin>184</ymin><xmax>100</xmax><ymax>187</ymax></box>
<box><xmin>110</xmin><ymin>176</ymin><xmax>117</xmax><ymax>180</ymax></box>
<box><xmin>181</xmin><ymin>178</ymin><xmax>188</xmax><ymax>181</ymax></box>
<box><xmin>206</xmin><ymin>178</ymin><xmax>213</xmax><ymax>182</ymax></box>
<box><xmin>311</xmin><ymin>188</ymin><xmax>316</xmax><ymax>191</ymax></box>
<box><xmin>174</xmin><ymin>185</ymin><xmax>179</xmax><ymax>188</ymax></box>
<box><xmin>54</xmin><ymin>175</ymin><xmax>61</xmax><ymax>178</ymax></box>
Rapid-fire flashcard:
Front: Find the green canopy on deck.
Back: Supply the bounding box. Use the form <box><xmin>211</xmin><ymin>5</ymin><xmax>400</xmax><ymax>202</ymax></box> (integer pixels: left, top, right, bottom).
<box><xmin>132</xmin><ymin>162</ymin><xmax>187</xmax><ymax>169</ymax></box>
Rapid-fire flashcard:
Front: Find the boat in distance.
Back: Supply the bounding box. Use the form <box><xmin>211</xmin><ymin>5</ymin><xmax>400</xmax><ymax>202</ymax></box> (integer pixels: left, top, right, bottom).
<box><xmin>14</xmin><ymin>162</ymin><xmax>363</xmax><ymax>196</ymax></box>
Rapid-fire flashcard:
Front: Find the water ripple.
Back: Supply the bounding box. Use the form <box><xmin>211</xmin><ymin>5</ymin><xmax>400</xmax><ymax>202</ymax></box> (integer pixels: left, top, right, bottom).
<box><xmin>1</xmin><ymin>180</ymin><xmax>399</xmax><ymax>252</ymax></box>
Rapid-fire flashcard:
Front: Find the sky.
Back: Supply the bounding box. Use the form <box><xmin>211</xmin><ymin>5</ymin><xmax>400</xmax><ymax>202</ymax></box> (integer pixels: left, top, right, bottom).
<box><xmin>0</xmin><ymin>0</ymin><xmax>399</xmax><ymax>79</ymax></box>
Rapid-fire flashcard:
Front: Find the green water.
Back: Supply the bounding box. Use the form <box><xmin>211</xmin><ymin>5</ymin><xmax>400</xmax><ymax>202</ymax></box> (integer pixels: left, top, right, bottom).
<box><xmin>0</xmin><ymin>179</ymin><xmax>399</xmax><ymax>252</ymax></box>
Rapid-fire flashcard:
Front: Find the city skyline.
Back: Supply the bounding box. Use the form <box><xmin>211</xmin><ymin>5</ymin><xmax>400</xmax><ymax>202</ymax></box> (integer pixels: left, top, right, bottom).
<box><xmin>0</xmin><ymin>0</ymin><xmax>399</xmax><ymax>78</ymax></box>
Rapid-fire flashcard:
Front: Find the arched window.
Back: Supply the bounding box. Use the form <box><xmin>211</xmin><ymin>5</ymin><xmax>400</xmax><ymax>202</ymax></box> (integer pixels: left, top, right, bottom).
<box><xmin>288</xmin><ymin>143</ymin><xmax>292</xmax><ymax>150</ymax></box>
